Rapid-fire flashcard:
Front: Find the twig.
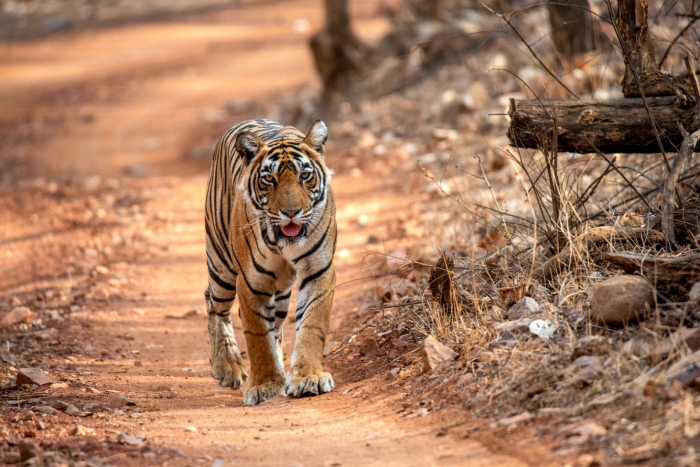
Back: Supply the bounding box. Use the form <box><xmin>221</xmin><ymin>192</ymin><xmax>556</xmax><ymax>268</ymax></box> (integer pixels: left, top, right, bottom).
<box><xmin>685</xmin><ymin>56</ymin><xmax>700</xmax><ymax>101</ymax></box>
<box><xmin>575</xmin><ymin>156</ymin><xmax>616</xmax><ymax>208</ymax></box>
<box><xmin>482</xmin><ymin>3</ymin><xmax>579</xmax><ymax>99</ymax></box>
<box><xmin>590</xmin><ymin>144</ymin><xmax>652</xmax><ymax>210</ymax></box>
<box><xmin>587</xmin><ymin>167</ymin><xmax>700</xmax><ymax>221</ymax></box>
<box><xmin>661</xmin><ymin>125</ymin><xmax>700</xmax><ymax>246</ymax></box>
<box><xmin>475</xmin><ymin>152</ymin><xmax>509</xmax><ymax>235</ymax></box>
<box><xmin>495</xmin><ymin>68</ymin><xmax>550</xmax><ymax>117</ymax></box>
<box><xmin>658</xmin><ymin>18</ymin><xmax>698</xmax><ymax>67</ymax></box>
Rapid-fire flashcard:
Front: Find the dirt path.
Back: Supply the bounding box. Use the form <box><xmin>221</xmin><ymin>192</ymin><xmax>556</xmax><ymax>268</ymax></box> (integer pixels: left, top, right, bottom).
<box><xmin>0</xmin><ymin>2</ymin><xmax>552</xmax><ymax>465</ymax></box>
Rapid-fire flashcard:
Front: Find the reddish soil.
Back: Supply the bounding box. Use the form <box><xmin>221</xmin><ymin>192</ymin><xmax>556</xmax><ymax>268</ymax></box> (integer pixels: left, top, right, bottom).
<box><xmin>0</xmin><ymin>1</ymin><xmax>565</xmax><ymax>465</ymax></box>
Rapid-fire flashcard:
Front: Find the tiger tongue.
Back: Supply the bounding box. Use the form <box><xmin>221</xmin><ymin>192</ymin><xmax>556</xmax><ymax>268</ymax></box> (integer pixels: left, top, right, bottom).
<box><xmin>281</xmin><ymin>223</ymin><xmax>302</xmax><ymax>237</ymax></box>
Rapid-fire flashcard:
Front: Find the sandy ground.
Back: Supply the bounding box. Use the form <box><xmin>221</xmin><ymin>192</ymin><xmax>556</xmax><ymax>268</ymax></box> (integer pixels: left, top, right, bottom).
<box><xmin>0</xmin><ymin>1</ymin><xmax>563</xmax><ymax>465</ymax></box>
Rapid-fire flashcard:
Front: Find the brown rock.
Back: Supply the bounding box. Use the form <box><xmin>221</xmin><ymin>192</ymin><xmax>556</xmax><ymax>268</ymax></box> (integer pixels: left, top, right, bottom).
<box><xmin>507</xmin><ymin>297</ymin><xmax>539</xmax><ymax>318</ymax></box>
<box><xmin>654</xmin><ymin>328</ymin><xmax>700</xmax><ymax>361</ymax></box>
<box><xmin>588</xmin><ymin>275</ymin><xmax>654</xmax><ymax>324</ymax></box>
<box><xmin>666</xmin><ymin>350</ymin><xmax>700</xmax><ymax>388</ymax></box>
<box><xmin>570</xmin><ymin>335</ymin><xmax>610</xmax><ymax>361</ymax></box>
<box><xmin>16</xmin><ymin>368</ymin><xmax>53</xmax><ymax>386</ymax></box>
<box><xmin>358</xmin><ymin>338</ymin><xmax>379</xmax><ymax>356</ymax></box>
<box><xmin>19</xmin><ymin>440</ymin><xmax>43</xmax><ymax>465</ymax></box>
<box><xmin>569</xmin><ymin>356</ymin><xmax>603</xmax><ymax>388</ymax></box>
<box><xmin>1</xmin><ymin>307</ymin><xmax>34</xmax><ymax>327</ymax></box>
<box><xmin>420</xmin><ymin>336</ymin><xmax>457</xmax><ymax>372</ymax></box>
<box><xmin>3</xmin><ymin>452</ymin><xmax>21</xmax><ymax>464</ymax></box>
<box><xmin>70</xmin><ymin>425</ymin><xmax>95</xmax><ymax>436</ymax></box>
<box><xmin>108</xmin><ymin>395</ymin><xmax>136</xmax><ymax>408</ymax></box>
<box><xmin>51</xmin><ymin>400</ymin><xmax>81</xmax><ymax>416</ymax></box>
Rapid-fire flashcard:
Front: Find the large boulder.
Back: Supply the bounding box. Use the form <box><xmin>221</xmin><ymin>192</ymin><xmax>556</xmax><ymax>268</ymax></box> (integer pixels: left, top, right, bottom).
<box><xmin>587</xmin><ymin>275</ymin><xmax>654</xmax><ymax>324</ymax></box>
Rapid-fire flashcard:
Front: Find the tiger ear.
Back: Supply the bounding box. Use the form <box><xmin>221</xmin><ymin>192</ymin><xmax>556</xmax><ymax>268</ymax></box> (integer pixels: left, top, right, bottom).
<box><xmin>303</xmin><ymin>120</ymin><xmax>328</xmax><ymax>156</ymax></box>
<box><xmin>236</xmin><ymin>131</ymin><xmax>265</xmax><ymax>164</ymax></box>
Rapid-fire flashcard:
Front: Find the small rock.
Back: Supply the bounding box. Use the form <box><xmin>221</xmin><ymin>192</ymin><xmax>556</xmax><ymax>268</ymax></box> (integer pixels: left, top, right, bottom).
<box><xmin>117</xmin><ymin>433</ymin><xmax>144</xmax><ymax>447</ymax></box>
<box><xmin>71</xmin><ymin>425</ymin><xmax>95</xmax><ymax>436</ymax></box>
<box><xmin>2</xmin><ymin>307</ymin><xmax>34</xmax><ymax>327</ymax></box>
<box><xmin>499</xmin><ymin>331</ymin><xmax>515</xmax><ymax>341</ymax></box>
<box><xmin>529</xmin><ymin>319</ymin><xmax>556</xmax><ymax>340</ymax></box>
<box><xmin>130</xmin><ymin>412</ymin><xmax>142</xmax><ymax>419</ymax></box>
<box><xmin>420</xmin><ymin>336</ymin><xmax>458</xmax><ymax>372</ymax></box>
<box><xmin>51</xmin><ymin>400</ymin><xmax>81</xmax><ymax>416</ymax></box>
<box><xmin>50</xmin><ymin>382</ymin><xmax>69</xmax><ymax>389</ymax></box>
<box><xmin>622</xmin><ymin>338</ymin><xmax>650</xmax><ymax>357</ymax></box>
<box><xmin>654</xmin><ymin>328</ymin><xmax>700</xmax><ymax>361</ymax></box>
<box><xmin>570</xmin><ymin>335</ymin><xmax>610</xmax><ymax>361</ymax></box>
<box><xmin>587</xmin><ymin>275</ymin><xmax>653</xmax><ymax>324</ymax></box>
<box><xmin>507</xmin><ymin>297</ymin><xmax>539</xmax><ymax>318</ymax></box>
<box><xmin>108</xmin><ymin>395</ymin><xmax>136</xmax><ymax>408</ymax></box>
<box><xmin>358</xmin><ymin>338</ymin><xmax>379</xmax><ymax>356</ymax></box>
<box><xmin>185</xmin><ymin>426</ymin><xmax>198</xmax><ymax>433</ymax></box>
<box><xmin>569</xmin><ymin>356</ymin><xmax>603</xmax><ymax>387</ymax></box>
<box><xmin>666</xmin><ymin>350</ymin><xmax>700</xmax><ymax>387</ymax></box>
<box><xmin>35</xmin><ymin>406</ymin><xmax>57</xmax><ymax>415</ymax></box>
<box><xmin>558</xmin><ymin>420</ymin><xmax>606</xmax><ymax>446</ymax></box>
<box><xmin>212</xmin><ymin>459</ymin><xmax>225</xmax><ymax>467</ymax></box>
<box><xmin>689</xmin><ymin>281</ymin><xmax>700</xmax><ymax>302</ymax></box>
<box><xmin>34</xmin><ymin>421</ymin><xmax>45</xmax><ymax>431</ymax></box>
<box><xmin>3</xmin><ymin>452</ymin><xmax>21</xmax><ymax>463</ymax></box>
<box><xmin>83</xmin><ymin>403</ymin><xmax>104</xmax><ymax>412</ymax></box>
<box><xmin>500</xmin><ymin>318</ymin><xmax>532</xmax><ymax>334</ymax></box>
<box><xmin>165</xmin><ymin>308</ymin><xmax>202</xmax><ymax>320</ymax></box>
<box><xmin>19</xmin><ymin>440</ymin><xmax>43</xmax><ymax>463</ymax></box>
<box><xmin>16</xmin><ymin>368</ymin><xmax>53</xmax><ymax>386</ymax></box>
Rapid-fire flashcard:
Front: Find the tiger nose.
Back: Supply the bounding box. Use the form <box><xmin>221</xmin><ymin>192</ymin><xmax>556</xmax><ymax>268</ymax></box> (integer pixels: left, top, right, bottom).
<box><xmin>282</xmin><ymin>209</ymin><xmax>301</xmax><ymax>218</ymax></box>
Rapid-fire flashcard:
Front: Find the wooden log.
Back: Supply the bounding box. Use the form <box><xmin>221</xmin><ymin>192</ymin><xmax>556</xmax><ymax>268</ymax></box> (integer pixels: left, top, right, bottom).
<box><xmin>532</xmin><ymin>226</ymin><xmax>666</xmax><ymax>282</ymax></box>
<box><xmin>603</xmin><ymin>252</ymin><xmax>700</xmax><ymax>297</ymax></box>
<box><xmin>508</xmin><ymin>96</ymin><xmax>699</xmax><ymax>154</ymax></box>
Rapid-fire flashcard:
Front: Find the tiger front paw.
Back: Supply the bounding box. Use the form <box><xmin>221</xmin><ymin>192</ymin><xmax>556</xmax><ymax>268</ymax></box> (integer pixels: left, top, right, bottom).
<box><xmin>243</xmin><ymin>380</ymin><xmax>284</xmax><ymax>406</ymax></box>
<box><xmin>210</xmin><ymin>342</ymin><xmax>248</xmax><ymax>390</ymax></box>
<box><xmin>284</xmin><ymin>369</ymin><xmax>334</xmax><ymax>398</ymax></box>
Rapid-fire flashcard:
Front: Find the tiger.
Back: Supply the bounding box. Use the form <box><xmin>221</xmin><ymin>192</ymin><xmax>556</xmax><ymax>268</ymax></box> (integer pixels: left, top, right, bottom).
<box><xmin>204</xmin><ymin>118</ymin><xmax>337</xmax><ymax>406</ymax></box>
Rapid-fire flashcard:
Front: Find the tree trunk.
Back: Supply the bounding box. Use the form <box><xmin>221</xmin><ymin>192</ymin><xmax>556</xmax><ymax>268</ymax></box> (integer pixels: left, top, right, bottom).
<box><xmin>547</xmin><ymin>0</ymin><xmax>600</xmax><ymax>58</ymax></box>
<box><xmin>310</xmin><ymin>0</ymin><xmax>369</xmax><ymax>103</ymax></box>
<box><xmin>508</xmin><ymin>96</ymin><xmax>700</xmax><ymax>153</ymax></box>
<box><xmin>617</xmin><ymin>0</ymin><xmax>693</xmax><ymax>98</ymax></box>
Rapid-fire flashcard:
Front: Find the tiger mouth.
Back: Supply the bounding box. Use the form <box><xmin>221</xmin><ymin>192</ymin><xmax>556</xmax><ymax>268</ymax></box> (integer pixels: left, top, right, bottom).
<box><xmin>275</xmin><ymin>223</ymin><xmax>307</xmax><ymax>239</ymax></box>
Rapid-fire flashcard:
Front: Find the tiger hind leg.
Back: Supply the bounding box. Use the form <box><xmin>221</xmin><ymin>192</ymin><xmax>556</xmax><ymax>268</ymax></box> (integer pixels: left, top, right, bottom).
<box><xmin>205</xmin><ymin>287</ymin><xmax>248</xmax><ymax>389</ymax></box>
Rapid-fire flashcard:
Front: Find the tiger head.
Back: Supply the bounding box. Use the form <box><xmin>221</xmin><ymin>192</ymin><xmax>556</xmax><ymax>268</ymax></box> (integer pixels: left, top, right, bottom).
<box><xmin>236</xmin><ymin>120</ymin><xmax>331</xmax><ymax>246</ymax></box>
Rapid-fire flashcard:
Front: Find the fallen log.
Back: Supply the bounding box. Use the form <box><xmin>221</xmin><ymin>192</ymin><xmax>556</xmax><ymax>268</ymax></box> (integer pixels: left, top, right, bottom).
<box><xmin>603</xmin><ymin>252</ymin><xmax>700</xmax><ymax>297</ymax></box>
<box><xmin>532</xmin><ymin>226</ymin><xmax>666</xmax><ymax>282</ymax></box>
<box><xmin>508</xmin><ymin>96</ymin><xmax>699</xmax><ymax>154</ymax></box>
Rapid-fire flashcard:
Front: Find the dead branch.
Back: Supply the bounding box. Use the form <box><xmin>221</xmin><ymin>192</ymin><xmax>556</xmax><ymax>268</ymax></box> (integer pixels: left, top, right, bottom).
<box><xmin>604</xmin><ymin>252</ymin><xmax>700</xmax><ymax>297</ymax></box>
<box><xmin>532</xmin><ymin>226</ymin><xmax>666</xmax><ymax>282</ymax></box>
<box><xmin>662</xmin><ymin>125</ymin><xmax>700</xmax><ymax>245</ymax></box>
<box><xmin>508</xmin><ymin>96</ymin><xmax>699</xmax><ymax>153</ymax></box>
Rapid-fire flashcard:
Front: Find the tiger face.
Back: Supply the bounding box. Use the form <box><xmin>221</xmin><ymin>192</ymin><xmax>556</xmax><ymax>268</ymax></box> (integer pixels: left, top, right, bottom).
<box><xmin>236</xmin><ymin>120</ymin><xmax>330</xmax><ymax>247</ymax></box>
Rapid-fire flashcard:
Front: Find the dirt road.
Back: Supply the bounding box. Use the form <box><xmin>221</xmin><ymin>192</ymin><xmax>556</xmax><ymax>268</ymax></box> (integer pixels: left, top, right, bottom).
<box><xmin>0</xmin><ymin>1</ymin><xmax>555</xmax><ymax>465</ymax></box>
